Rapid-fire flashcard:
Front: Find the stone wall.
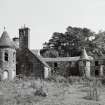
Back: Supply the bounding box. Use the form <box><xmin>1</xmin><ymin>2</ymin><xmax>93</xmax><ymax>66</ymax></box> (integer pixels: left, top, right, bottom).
<box><xmin>0</xmin><ymin>48</ymin><xmax>16</xmax><ymax>80</ymax></box>
<box><xmin>46</xmin><ymin>61</ymin><xmax>80</xmax><ymax>77</ymax></box>
<box><xmin>17</xmin><ymin>49</ymin><xmax>46</xmax><ymax>79</ymax></box>
<box><xmin>19</xmin><ymin>27</ymin><xmax>30</xmax><ymax>49</ymax></box>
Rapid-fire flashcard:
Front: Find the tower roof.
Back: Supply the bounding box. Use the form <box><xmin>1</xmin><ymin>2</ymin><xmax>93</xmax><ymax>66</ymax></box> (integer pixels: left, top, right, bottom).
<box><xmin>0</xmin><ymin>31</ymin><xmax>15</xmax><ymax>48</ymax></box>
<box><xmin>80</xmin><ymin>48</ymin><xmax>90</xmax><ymax>60</ymax></box>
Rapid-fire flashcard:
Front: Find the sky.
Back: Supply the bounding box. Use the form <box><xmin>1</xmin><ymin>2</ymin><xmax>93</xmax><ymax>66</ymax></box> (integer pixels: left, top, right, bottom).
<box><xmin>0</xmin><ymin>0</ymin><xmax>105</xmax><ymax>49</ymax></box>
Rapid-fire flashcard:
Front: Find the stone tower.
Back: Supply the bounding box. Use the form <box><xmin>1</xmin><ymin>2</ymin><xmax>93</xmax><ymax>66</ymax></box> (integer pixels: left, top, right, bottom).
<box><xmin>79</xmin><ymin>48</ymin><xmax>91</xmax><ymax>78</ymax></box>
<box><xmin>0</xmin><ymin>30</ymin><xmax>16</xmax><ymax>80</ymax></box>
<box><xmin>19</xmin><ymin>26</ymin><xmax>30</xmax><ymax>49</ymax></box>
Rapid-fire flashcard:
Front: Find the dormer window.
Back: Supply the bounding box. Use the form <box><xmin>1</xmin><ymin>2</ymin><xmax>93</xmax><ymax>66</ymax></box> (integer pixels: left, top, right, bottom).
<box><xmin>4</xmin><ymin>52</ymin><xmax>8</xmax><ymax>61</ymax></box>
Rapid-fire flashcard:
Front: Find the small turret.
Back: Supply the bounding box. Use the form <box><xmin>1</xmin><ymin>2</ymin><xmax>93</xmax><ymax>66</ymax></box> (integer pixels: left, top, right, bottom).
<box><xmin>0</xmin><ymin>29</ymin><xmax>16</xmax><ymax>80</ymax></box>
<box><xmin>79</xmin><ymin>48</ymin><xmax>91</xmax><ymax>78</ymax></box>
<box><xmin>0</xmin><ymin>31</ymin><xmax>15</xmax><ymax>48</ymax></box>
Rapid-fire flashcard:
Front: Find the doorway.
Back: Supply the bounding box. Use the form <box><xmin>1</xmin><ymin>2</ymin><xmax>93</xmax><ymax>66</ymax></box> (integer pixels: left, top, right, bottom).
<box><xmin>95</xmin><ymin>69</ymin><xmax>100</xmax><ymax>76</ymax></box>
<box><xmin>3</xmin><ymin>70</ymin><xmax>9</xmax><ymax>80</ymax></box>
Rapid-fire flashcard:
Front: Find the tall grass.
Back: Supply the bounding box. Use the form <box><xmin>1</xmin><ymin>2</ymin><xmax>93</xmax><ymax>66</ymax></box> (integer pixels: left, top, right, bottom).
<box><xmin>85</xmin><ymin>78</ymin><xmax>102</xmax><ymax>101</ymax></box>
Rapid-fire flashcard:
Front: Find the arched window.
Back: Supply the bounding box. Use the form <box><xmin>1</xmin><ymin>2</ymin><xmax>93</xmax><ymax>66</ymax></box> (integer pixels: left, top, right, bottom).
<box><xmin>4</xmin><ymin>52</ymin><xmax>8</xmax><ymax>61</ymax></box>
<box><xmin>3</xmin><ymin>70</ymin><xmax>9</xmax><ymax>80</ymax></box>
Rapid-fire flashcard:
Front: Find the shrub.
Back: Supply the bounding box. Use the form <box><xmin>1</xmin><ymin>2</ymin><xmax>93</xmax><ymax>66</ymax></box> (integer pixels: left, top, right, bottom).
<box><xmin>34</xmin><ymin>86</ymin><xmax>47</xmax><ymax>97</ymax></box>
<box><xmin>100</xmin><ymin>77</ymin><xmax>105</xmax><ymax>85</ymax></box>
<box><xmin>85</xmin><ymin>79</ymin><xmax>101</xmax><ymax>101</ymax></box>
<box><xmin>46</xmin><ymin>75</ymin><xmax>83</xmax><ymax>85</ymax></box>
<box><xmin>55</xmin><ymin>75</ymin><xmax>67</xmax><ymax>83</ymax></box>
<box><xmin>67</xmin><ymin>76</ymin><xmax>82</xmax><ymax>84</ymax></box>
<box><xmin>45</xmin><ymin>75</ymin><xmax>57</xmax><ymax>82</ymax></box>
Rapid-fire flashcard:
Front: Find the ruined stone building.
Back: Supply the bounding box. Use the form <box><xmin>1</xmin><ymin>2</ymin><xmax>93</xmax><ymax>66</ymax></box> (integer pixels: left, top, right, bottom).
<box><xmin>0</xmin><ymin>27</ymin><xmax>50</xmax><ymax>80</ymax></box>
<box><xmin>0</xmin><ymin>26</ymin><xmax>104</xmax><ymax>80</ymax></box>
<box><xmin>16</xmin><ymin>27</ymin><xmax>51</xmax><ymax>79</ymax></box>
<box><xmin>42</xmin><ymin>48</ymin><xmax>93</xmax><ymax>78</ymax></box>
<box><xmin>42</xmin><ymin>48</ymin><xmax>105</xmax><ymax>78</ymax></box>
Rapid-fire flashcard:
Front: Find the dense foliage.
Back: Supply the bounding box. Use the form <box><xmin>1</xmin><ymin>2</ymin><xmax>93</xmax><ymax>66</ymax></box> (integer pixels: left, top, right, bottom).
<box><xmin>40</xmin><ymin>26</ymin><xmax>105</xmax><ymax>58</ymax></box>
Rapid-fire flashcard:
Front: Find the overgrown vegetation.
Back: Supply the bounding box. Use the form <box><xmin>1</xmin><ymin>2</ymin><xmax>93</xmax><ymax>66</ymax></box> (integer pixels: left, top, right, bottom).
<box><xmin>0</xmin><ymin>77</ymin><xmax>48</xmax><ymax>105</ymax></box>
<box><xmin>84</xmin><ymin>78</ymin><xmax>102</xmax><ymax>101</ymax></box>
<box><xmin>41</xmin><ymin>26</ymin><xmax>105</xmax><ymax>58</ymax></box>
<box><xmin>0</xmin><ymin>76</ymin><xmax>105</xmax><ymax>105</ymax></box>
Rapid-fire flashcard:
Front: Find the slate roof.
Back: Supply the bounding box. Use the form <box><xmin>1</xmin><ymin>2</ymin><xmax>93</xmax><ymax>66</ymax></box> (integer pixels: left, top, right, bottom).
<box><xmin>17</xmin><ymin>48</ymin><xmax>50</xmax><ymax>68</ymax></box>
<box><xmin>40</xmin><ymin>48</ymin><xmax>93</xmax><ymax>62</ymax></box>
<box><xmin>0</xmin><ymin>31</ymin><xmax>15</xmax><ymax>48</ymax></box>
<box><xmin>80</xmin><ymin>48</ymin><xmax>90</xmax><ymax>60</ymax></box>
<box><xmin>31</xmin><ymin>49</ymin><xmax>50</xmax><ymax>68</ymax></box>
<box><xmin>41</xmin><ymin>56</ymin><xmax>80</xmax><ymax>62</ymax></box>
<box><xmin>42</xmin><ymin>56</ymin><xmax>93</xmax><ymax>62</ymax></box>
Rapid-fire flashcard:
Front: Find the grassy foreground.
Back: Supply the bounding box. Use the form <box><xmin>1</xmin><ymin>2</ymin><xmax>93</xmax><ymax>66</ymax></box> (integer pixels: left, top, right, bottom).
<box><xmin>0</xmin><ymin>76</ymin><xmax>105</xmax><ymax>105</ymax></box>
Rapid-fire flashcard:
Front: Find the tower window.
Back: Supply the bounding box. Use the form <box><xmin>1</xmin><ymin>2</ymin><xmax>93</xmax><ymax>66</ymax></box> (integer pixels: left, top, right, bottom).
<box><xmin>5</xmin><ymin>52</ymin><xmax>8</xmax><ymax>61</ymax></box>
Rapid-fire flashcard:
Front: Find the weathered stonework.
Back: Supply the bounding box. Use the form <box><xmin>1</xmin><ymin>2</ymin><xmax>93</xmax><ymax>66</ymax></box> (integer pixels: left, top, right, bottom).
<box><xmin>0</xmin><ymin>48</ymin><xmax>16</xmax><ymax>80</ymax></box>
<box><xmin>0</xmin><ymin>31</ymin><xmax>16</xmax><ymax>80</ymax></box>
<box><xmin>19</xmin><ymin>27</ymin><xmax>30</xmax><ymax>49</ymax></box>
<box><xmin>17</xmin><ymin>49</ymin><xmax>50</xmax><ymax>79</ymax></box>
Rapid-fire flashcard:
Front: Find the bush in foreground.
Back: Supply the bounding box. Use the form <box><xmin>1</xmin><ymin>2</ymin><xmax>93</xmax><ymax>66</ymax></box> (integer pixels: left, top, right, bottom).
<box><xmin>85</xmin><ymin>79</ymin><xmax>102</xmax><ymax>101</ymax></box>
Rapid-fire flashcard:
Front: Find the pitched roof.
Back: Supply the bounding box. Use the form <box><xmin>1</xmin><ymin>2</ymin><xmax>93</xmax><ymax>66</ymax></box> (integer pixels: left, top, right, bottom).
<box><xmin>41</xmin><ymin>56</ymin><xmax>80</xmax><ymax>62</ymax></box>
<box><xmin>0</xmin><ymin>31</ymin><xmax>15</xmax><ymax>48</ymax></box>
<box><xmin>31</xmin><ymin>49</ymin><xmax>50</xmax><ymax>68</ymax></box>
<box><xmin>80</xmin><ymin>48</ymin><xmax>90</xmax><ymax>60</ymax></box>
<box><xmin>17</xmin><ymin>49</ymin><xmax>50</xmax><ymax>68</ymax></box>
<box><xmin>41</xmin><ymin>55</ymin><xmax>93</xmax><ymax>62</ymax></box>
<box><xmin>31</xmin><ymin>49</ymin><xmax>40</xmax><ymax>55</ymax></box>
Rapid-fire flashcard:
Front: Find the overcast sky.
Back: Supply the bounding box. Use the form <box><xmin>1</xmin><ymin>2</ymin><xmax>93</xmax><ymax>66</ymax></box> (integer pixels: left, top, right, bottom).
<box><xmin>0</xmin><ymin>0</ymin><xmax>105</xmax><ymax>49</ymax></box>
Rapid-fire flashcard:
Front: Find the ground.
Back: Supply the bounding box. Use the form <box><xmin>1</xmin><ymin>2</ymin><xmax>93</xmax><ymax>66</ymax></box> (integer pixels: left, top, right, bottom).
<box><xmin>0</xmin><ymin>76</ymin><xmax>105</xmax><ymax>105</ymax></box>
